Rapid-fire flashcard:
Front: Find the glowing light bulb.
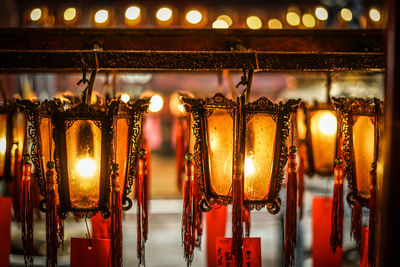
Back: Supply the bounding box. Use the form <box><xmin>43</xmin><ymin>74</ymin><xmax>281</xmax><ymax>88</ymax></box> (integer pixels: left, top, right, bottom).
<box><xmin>95</xmin><ymin>9</ymin><xmax>109</xmax><ymax>24</ymax></box>
<box><xmin>302</xmin><ymin>14</ymin><xmax>316</xmax><ymax>28</ymax></box>
<box><xmin>341</xmin><ymin>8</ymin><xmax>352</xmax><ymax>22</ymax></box>
<box><xmin>287</xmin><ymin>12</ymin><xmax>300</xmax><ymax>26</ymax></box>
<box><xmin>216</xmin><ymin>15</ymin><xmax>232</xmax><ymax>27</ymax></box>
<box><xmin>319</xmin><ymin>113</ymin><xmax>337</xmax><ymax>135</ymax></box>
<box><xmin>156</xmin><ymin>7</ymin><xmax>172</xmax><ymax>22</ymax></box>
<box><xmin>245</xmin><ymin>157</ymin><xmax>256</xmax><ymax>177</ymax></box>
<box><xmin>268</xmin><ymin>19</ymin><xmax>282</xmax><ymax>29</ymax></box>
<box><xmin>125</xmin><ymin>6</ymin><xmax>140</xmax><ymax>20</ymax></box>
<box><xmin>212</xmin><ymin>19</ymin><xmax>229</xmax><ymax>29</ymax></box>
<box><xmin>121</xmin><ymin>93</ymin><xmax>130</xmax><ymax>103</ymax></box>
<box><xmin>0</xmin><ymin>137</ymin><xmax>6</xmax><ymax>154</ymax></box>
<box><xmin>369</xmin><ymin>8</ymin><xmax>381</xmax><ymax>22</ymax></box>
<box><xmin>30</xmin><ymin>8</ymin><xmax>42</xmax><ymax>22</ymax></box>
<box><xmin>76</xmin><ymin>157</ymin><xmax>96</xmax><ymax>178</ymax></box>
<box><xmin>246</xmin><ymin>16</ymin><xmax>262</xmax><ymax>29</ymax></box>
<box><xmin>149</xmin><ymin>94</ymin><xmax>164</xmax><ymax>113</ymax></box>
<box><xmin>186</xmin><ymin>10</ymin><xmax>202</xmax><ymax>24</ymax></box>
<box><xmin>315</xmin><ymin>7</ymin><xmax>328</xmax><ymax>21</ymax></box>
<box><xmin>64</xmin><ymin>7</ymin><xmax>76</xmax><ymax>21</ymax></box>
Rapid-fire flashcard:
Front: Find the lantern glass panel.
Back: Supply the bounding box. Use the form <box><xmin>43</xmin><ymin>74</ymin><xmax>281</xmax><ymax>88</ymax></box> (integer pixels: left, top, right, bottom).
<box><xmin>244</xmin><ymin>113</ymin><xmax>276</xmax><ymax>200</ymax></box>
<box><xmin>310</xmin><ymin>110</ymin><xmax>337</xmax><ymax>174</ymax></box>
<box><xmin>40</xmin><ymin>117</ymin><xmax>54</xmax><ymax>170</ymax></box>
<box><xmin>296</xmin><ymin>109</ymin><xmax>307</xmax><ymax>141</ymax></box>
<box><xmin>66</xmin><ymin>120</ymin><xmax>102</xmax><ymax>209</ymax></box>
<box><xmin>115</xmin><ymin>118</ymin><xmax>130</xmax><ymax>191</ymax></box>
<box><xmin>10</xmin><ymin>112</ymin><xmax>25</xmax><ymax>176</ymax></box>
<box><xmin>353</xmin><ymin>116</ymin><xmax>374</xmax><ymax>198</ymax></box>
<box><xmin>0</xmin><ymin>114</ymin><xmax>6</xmax><ymax>176</ymax></box>
<box><xmin>206</xmin><ymin>108</ymin><xmax>233</xmax><ymax>196</ymax></box>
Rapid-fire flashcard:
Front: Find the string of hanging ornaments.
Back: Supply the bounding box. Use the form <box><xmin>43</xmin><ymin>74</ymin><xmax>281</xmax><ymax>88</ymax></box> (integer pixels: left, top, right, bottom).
<box><xmin>180</xmin><ymin>67</ymin><xmax>301</xmax><ymax>267</ymax></box>
<box><xmin>17</xmin><ymin>62</ymin><xmax>150</xmax><ymax>267</ymax></box>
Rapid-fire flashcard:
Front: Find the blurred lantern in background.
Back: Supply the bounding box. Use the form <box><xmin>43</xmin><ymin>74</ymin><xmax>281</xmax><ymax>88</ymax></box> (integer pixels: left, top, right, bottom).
<box><xmin>182</xmin><ymin>92</ymin><xmax>300</xmax><ymax>266</ymax></box>
<box><xmin>332</xmin><ymin>98</ymin><xmax>382</xmax><ymax>267</ymax></box>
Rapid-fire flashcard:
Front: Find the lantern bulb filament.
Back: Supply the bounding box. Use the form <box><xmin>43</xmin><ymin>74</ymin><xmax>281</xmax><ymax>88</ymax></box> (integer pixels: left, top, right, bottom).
<box><xmin>319</xmin><ymin>113</ymin><xmax>337</xmax><ymax>135</ymax></box>
<box><xmin>76</xmin><ymin>157</ymin><xmax>96</xmax><ymax>178</ymax></box>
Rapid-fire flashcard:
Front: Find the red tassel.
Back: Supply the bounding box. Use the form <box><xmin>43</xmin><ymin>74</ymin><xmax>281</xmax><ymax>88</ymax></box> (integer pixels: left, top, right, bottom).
<box><xmin>45</xmin><ymin>161</ymin><xmax>58</xmax><ymax>267</ymax></box>
<box><xmin>13</xmin><ymin>147</ymin><xmax>22</xmax><ymax>222</ymax></box>
<box><xmin>232</xmin><ymin>157</ymin><xmax>244</xmax><ymax>267</ymax></box>
<box><xmin>298</xmin><ymin>144</ymin><xmax>305</xmax><ymax>220</ymax></box>
<box><xmin>182</xmin><ymin>154</ymin><xmax>195</xmax><ymax>265</ymax></box>
<box><xmin>368</xmin><ymin>163</ymin><xmax>377</xmax><ymax>267</ymax></box>
<box><xmin>136</xmin><ymin>149</ymin><xmax>149</xmax><ymax>265</ymax></box>
<box><xmin>21</xmin><ymin>155</ymin><xmax>34</xmax><ymax>266</ymax></box>
<box><xmin>176</xmin><ymin>119</ymin><xmax>185</xmax><ymax>192</ymax></box>
<box><xmin>285</xmin><ymin>146</ymin><xmax>297</xmax><ymax>267</ymax></box>
<box><xmin>111</xmin><ymin>164</ymin><xmax>122</xmax><ymax>267</ymax></box>
<box><xmin>243</xmin><ymin>209</ymin><xmax>251</xmax><ymax>238</ymax></box>
<box><xmin>193</xmin><ymin>166</ymin><xmax>203</xmax><ymax>249</ymax></box>
<box><xmin>330</xmin><ymin>158</ymin><xmax>344</xmax><ymax>253</ymax></box>
<box><xmin>351</xmin><ymin>201</ymin><xmax>362</xmax><ymax>244</ymax></box>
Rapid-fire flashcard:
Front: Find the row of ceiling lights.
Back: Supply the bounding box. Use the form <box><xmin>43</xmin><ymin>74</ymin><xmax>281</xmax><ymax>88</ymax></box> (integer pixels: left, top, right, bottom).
<box><xmin>28</xmin><ymin>5</ymin><xmax>382</xmax><ymax>29</ymax></box>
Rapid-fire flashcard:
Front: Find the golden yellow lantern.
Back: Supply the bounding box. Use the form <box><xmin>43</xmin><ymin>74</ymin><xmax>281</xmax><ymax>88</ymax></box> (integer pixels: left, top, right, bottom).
<box><xmin>182</xmin><ymin>93</ymin><xmax>301</xmax><ymax>212</ymax></box>
<box><xmin>297</xmin><ymin>102</ymin><xmax>338</xmax><ymax>176</ymax></box>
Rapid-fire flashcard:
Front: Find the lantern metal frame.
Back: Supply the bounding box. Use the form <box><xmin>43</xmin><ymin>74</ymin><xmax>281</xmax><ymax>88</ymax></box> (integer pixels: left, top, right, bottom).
<box><xmin>113</xmin><ymin>99</ymin><xmax>149</xmax><ymax>210</ymax></box>
<box><xmin>298</xmin><ymin>102</ymin><xmax>338</xmax><ymax>177</ymax></box>
<box><xmin>0</xmin><ymin>101</ymin><xmax>17</xmax><ymax>181</ymax></box>
<box><xmin>182</xmin><ymin>93</ymin><xmax>300</xmax><ymax>214</ymax></box>
<box><xmin>333</xmin><ymin>97</ymin><xmax>383</xmax><ymax>207</ymax></box>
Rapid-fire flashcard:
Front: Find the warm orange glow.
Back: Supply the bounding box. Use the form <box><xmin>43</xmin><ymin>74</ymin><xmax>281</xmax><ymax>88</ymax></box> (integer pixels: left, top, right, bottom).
<box><xmin>268</xmin><ymin>19</ymin><xmax>283</xmax><ymax>29</ymax></box>
<box><xmin>149</xmin><ymin>94</ymin><xmax>164</xmax><ymax>113</ymax></box>
<box><xmin>121</xmin><ymin>93</ymin><xmax>130</xmax><ymax>103</ymax></box>
<box><xmin>246</xmin><ymin>16</ymin><xmax>262</xmax><ymax>29</ymax></box>
<box><xmin>244</xmin><ymin>156</ymin><xmax>255</xmax><ymax>177</ymax></box>
<box><xmin>156</xmin><ymin>7</ymin><xmax>172</xmax><ymax>22</ymax></box>
<box><xmin>64</xmin><ymin>7</ymin><xmax>77</xmax><ymax>21</ymax></box>
<box><xmin>95</xmin><ymin>9</ymin><xmax>109</xmax><ymax>24</ymax></box>
<box><xmin>369</xmin><ymin>8</ymin><xmax>381</xmax><ymax>22</ymax></box>
<box><xmin>341</xmin><ymin>8</ymin><xmax>352</xmax><ymax>22</ymax></box>
<box><xmin>212</xmin><ymin>19</ymin><xmax>229</xmax><ymax>29</ymax></box>
<box><xmin>216</xmin><ymin>15</ymin><xmax>232</xmax><ymax>27</ymax></box>
<box><xmin>125</xmin><ymin>6</ymin><xmax>140</xmax><ymax>20</ymax></box>
<box><xmin>76</xmin><ymin>157</ymin><xmax>97</xmax><ymax>178</ymax></box>
<box><xmin>315</xmin><ymin>7</ymin><xmax>328</xmax><ymax>21</ymax></box>
<box><xmin>30</xmin><ymin>8</ymin><xmax>42</xmax><ymax>21</ymax></box>
<box><xmin>186</xmin><ymin>10</ymin><xmax>202</xmax><ymax>24</ymax></box>
<box><xmin>286</xmin><ymin>12</ymin><xmax>300</xmax><ymax>26</ymax></box>
<box><xmin>318</xmin><ymin>112</ymin><xmax>337</xmax><ymax>135</ymax></box>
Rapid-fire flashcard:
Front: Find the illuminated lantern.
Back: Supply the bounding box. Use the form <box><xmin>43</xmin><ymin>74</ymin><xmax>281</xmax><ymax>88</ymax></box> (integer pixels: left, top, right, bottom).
<box><xmin>333</xmin><ymin>97</ymin><xmax>383</xmax><ymax>266</ymax></box>
<box><xmin>297</xmin><ymin>102</ymin><xmax>338</xmax><ymax>177</ymax></box>
<box><xmin>19</xmin><ymin>83</ymin><xmax>149</xmax><ymax>266</ymax></box>
<box><xmin>182</xmin><ymin>93</ymin><xmax>300</xmax><ymax>265</ymax></box>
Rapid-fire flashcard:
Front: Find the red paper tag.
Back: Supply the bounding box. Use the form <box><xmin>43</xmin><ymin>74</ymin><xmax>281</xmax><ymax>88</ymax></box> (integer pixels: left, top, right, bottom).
<box><xmin>312</xmin><ymin>197</ymin><xmax>342</xmax><ymax>267</ymax></box>
<box><xmin>359</xmin><ymin>227</ymin><xmax>369</xmax><ymax>267</ymax></box>
<box><xmin>0</xmin><ymin>197</ymin><xmax>12</xmax><ymax>267</ymax></box>
<box><xmin>206</xmin><ymin>206</ymin><xmax>227</xmax><ymax>267</ymax></box>
<box><xmin>216</xmin><ymin>237</ymin><xmax>261</xmax><ymax>267</ymax></box>
<box><xmin>70</xmin><ymin>238</ymin><xmax>111</xmax><ymax>267</ymax></box>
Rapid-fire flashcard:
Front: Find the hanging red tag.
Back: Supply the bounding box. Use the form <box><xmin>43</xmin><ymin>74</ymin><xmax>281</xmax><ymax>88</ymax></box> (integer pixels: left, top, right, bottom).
<box><xmin>0</xmin><ymin>197</ymin><xmax>12</xmax><ymax>267</ymax></box>
<box><xmin>312</xmin><ymin>197</ymin><xmax>342</xmax><ymax>267</ymax></box>
<box><xmin>91</xmin><ymin>212</ymin><xmax>110</xmax><ymax>239</ymax></box>
<box><xmin>70</xmin><ymin>238</ymin><xmax>111</xmax><ymax>267</ymax></box>
<box><xmin>360</xmin><ymin>227</ymin><xmax>369</xmax><ymax>267</ymax></box>
<box><xmin>206</xmin><ymin>206</ymin><xmax>227</xmax><ymax>267</ymax></box>
<box><xmin>216</xmin><ymin>237</ymin><xmax>261</xmax><ymax>267</ymax></box>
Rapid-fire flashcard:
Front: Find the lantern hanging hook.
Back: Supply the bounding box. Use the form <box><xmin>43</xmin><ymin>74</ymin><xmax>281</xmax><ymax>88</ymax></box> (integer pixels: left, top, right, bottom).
<box><xmin>236</xmin><ymin>68</ymin><xmax>254</xmax><ymax>104</ymax></box>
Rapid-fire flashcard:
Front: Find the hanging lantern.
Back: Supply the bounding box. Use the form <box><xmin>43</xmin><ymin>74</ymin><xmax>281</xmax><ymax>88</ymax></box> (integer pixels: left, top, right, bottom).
<box><xmin>297</xmin><ymin>102</ymin><xmax>338</xmax><ymax>177</ymax></box>
<box><xmin>182</xmin><ymin>93</ymin><xmax>300</xmax><ymax>265</ymax></box>
<box><xmin>333</xmin><ymin>97</ymin><xmax>383</xmax><ymax>266</ymax></box>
